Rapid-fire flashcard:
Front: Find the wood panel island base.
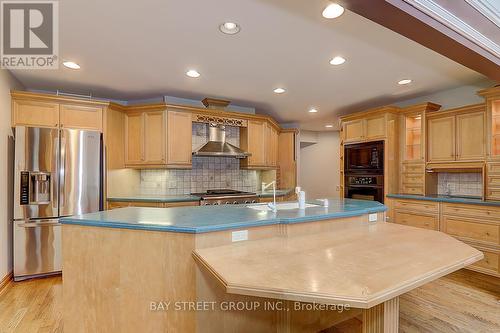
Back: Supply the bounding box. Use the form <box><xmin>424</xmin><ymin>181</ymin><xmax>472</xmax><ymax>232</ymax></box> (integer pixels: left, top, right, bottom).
<box><xmin>60</xmin><ymin>200</ymin><xmax>482</xmax><ymax>333</ymax></box>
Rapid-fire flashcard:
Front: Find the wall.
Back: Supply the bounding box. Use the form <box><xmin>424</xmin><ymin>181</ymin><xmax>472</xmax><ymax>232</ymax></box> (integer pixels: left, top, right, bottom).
<box><xmin>437</xmin><ymin>173</ymin><xmax>482</xmax><ymax>197</ymax></box>
<box><xmin>0</xmin><ymin>70</ymin><xmax>23</xmax><ymax>281</ymax></box>
<box><xmin>395</xmin><ymin>79</ymin><xmax>494</xmax><ymax>110</ymax></box>
<box><xmin>299</xmin><ymin>131</ymin><xmax>340</xmax><ymax>199</ymax></box>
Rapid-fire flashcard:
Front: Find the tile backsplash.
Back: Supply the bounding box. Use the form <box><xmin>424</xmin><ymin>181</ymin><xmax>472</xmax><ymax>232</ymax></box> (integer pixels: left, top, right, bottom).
<box><xmin>437</xmin><ymin>173</ymin><xmax>482</xmax><ymax>197</ymax></box>
<box><xmin>138</xmin><ymin>123</ymin><xmax>261</xmax><ymax>195</ymax></box>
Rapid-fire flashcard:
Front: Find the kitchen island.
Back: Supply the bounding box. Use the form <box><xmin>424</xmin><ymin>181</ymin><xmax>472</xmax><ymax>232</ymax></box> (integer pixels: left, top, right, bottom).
<box><xmin>61</xmin><ymin>199</ymin><xmax>481</xmax><ymax>333</ymax></box>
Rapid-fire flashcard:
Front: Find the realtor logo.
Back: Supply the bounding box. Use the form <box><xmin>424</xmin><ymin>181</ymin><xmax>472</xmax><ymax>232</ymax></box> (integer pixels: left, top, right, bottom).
<box><xmin>1</xmin><ymin>1</ymin><xmax>58</xmax><ymax>69</ymax></box>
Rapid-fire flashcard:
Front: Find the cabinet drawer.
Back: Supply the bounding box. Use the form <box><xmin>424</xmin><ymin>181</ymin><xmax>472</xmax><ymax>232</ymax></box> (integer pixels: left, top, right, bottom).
<box><xmin>402</xmin><ymin>163</ymin><xmax>425</xmax><ymax>174</ymax></box>
<box><xmin>442</xmin><ymin>203</ymin><xmax>500</xmax><ymax>220</ymax></box>
<box><xmin>487</xmin><ymin>175</ymin><xmax>500</xmax><ymax>187</ymax></box>
<box><xmin>402</xmin><ymin>174</ymin><xmax>424</xmax><ymax>185</ymax></box>
<box><xmin>469</xmin><ymin>249</ymin><xmax>499</xmax><ymax>274</ymax></box>
<box><xmin>486</xmin><ymin>189</ymin><xmax>500</xmax><ymax>201</ymax></box>
<box><xmin>163</xmin><ymin>201</ymin><xmax>199</xmax><ymax>208</ymax></box>
<box><xmin>394</xmin><ymin>199</ymin><xmax>438</xmax><ymax>213</ymax></box>
<box><xmin>487</xmin><ymin>162</ymin><xmax>500</xmax><ymax>175</ymax></box>
<box><xmin>400</xmin><ymin>185</ymin><xmax>424</xmax><ymax>195</ymax></box>
<box><xmin>393</xmin><ymin>211</ymin><xmax>438</xmax><ymax>230</ymax></box>
<box><xmin>442</xmin><ymin>217</ymin><xmax>499</xmax><ymax>246</ymax></box>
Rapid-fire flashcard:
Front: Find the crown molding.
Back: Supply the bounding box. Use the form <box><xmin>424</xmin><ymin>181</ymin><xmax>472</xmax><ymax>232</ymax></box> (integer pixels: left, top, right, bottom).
<box><xmin>402</xmin><ymin>0</ymin><xmax>500</xmax><ymax>59</ymax></box>
<box><xmin>464</xmin><ymin>0</ymin><xmax>500</xmax><ymax>28</ymax></box>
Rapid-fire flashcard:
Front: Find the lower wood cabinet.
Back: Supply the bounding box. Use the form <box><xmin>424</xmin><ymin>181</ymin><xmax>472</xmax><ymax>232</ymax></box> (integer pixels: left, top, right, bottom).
<box><xmin>393</xmin><ymin>211</ymin><xmax>438</xmax><ymax>230</ymax></box>
<box><xmin>107</xmin><ymin>200</ymin><xmax>199</xmax><ymax>209</ymax></box>
<box><xmin>390</xmin><ymin>199</ymin><xmax>500</xmax><ymax>277</ymax></box>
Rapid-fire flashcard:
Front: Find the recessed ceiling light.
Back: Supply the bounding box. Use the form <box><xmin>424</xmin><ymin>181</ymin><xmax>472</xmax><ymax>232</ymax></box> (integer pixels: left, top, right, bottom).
<box><xmin>398</xmin><ymin>79</ymin><xmax>412</xmax><ymax>85</ymax></box>
<box><xmin>273</xmin><ymin>88</ymin><xmax>286</xmax><ymax>94</ymax></box>
<box><xmin>186</xmin><ymin>69</ymin><xmax>201</xmax><ymax>78</ymax></box>
<box><xmin>309</xmin><ymin>108</ymin><xmax>318</xmax><ymax>113</ymax></box>
<box><xmin>219</xmin><ymin>22</ymin><xmax>240</xmax><ymax>35</ymax></box>
<box><xmin>325</xmin><ymin>124</ymin><xmax>334</xmax><ymax>128</ymax></box>
<box><xmin>322</xmin><ymin>3</ymin><xmax>345</xmax><ymax>19</ymax></box>
<box><xmin>329</xmin><ymin>56</ymin><xmax>346</xmax><ymax>65</ymax></box>
<box><xmin>63</xmin><ymin>61</ymin><xmax>80</xmax><ymax>70</ymax></box>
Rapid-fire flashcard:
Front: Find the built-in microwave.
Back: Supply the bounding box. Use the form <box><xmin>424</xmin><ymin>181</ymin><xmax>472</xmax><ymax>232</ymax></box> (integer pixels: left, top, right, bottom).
<box><xmin>345</xmin><ymin>141</ymin><xmax>384</xmax><ymax>174</ymax></box>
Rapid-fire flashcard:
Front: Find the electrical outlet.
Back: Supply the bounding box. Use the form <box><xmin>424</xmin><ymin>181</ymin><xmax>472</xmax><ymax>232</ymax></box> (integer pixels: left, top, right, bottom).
<box><xmin>232</xmin><ymin>230</ymin><xmax>248</xmax><ymax>242</ymax></box>
<box><xmin>368</xmin><ymin>213</ymin><xmax>378</xmax><ymax>222</ymax></box>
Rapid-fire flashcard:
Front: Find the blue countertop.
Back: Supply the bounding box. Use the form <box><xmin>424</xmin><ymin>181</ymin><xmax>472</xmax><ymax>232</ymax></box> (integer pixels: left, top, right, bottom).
<box><xmin>387</xmin><ymin>194</ymin><xmax>500</xmax><ymax>207</ymax></box>
<box><xmin>61</xmin><ymin>198</ymin><xmax>386</xmax><ymax>233</ymax></box>
<box><xmin>107</xmin><ymin>189</ymin><xmax>294</xmax><ymax>203</ymax></box>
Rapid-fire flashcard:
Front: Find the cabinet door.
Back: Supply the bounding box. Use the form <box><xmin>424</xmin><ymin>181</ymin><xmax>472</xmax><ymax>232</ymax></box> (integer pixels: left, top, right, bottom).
<box><xmin>264</xmin><ymin>123</ymin><xmax>278</xmax><ymax>168</ymax></box>
<box><xmin>278</xmin><ymin>131</ymin><xmax>296</xmax><ymax>189</ymax></box>
<box><xmin>125</xmin><ymin>112</ymin><xmax>145</xmax><ymax>165</ymax></box>
<box><xmin>166</xmin><ymin>111</ymin><xmax>192</xmax><ymax>167</ymax></box>
<box><xmin>246</xmin><ymin>120</ymin><xmax>266</xmax><ymax>166</ymax></box>
<box><xmin>12</xmin><ymin>99</ymin><xmax>59</xmax><ymax>128</ymax></box>
<box><xmin>343</xmin><ymin>120</ymin><xmax>364</xmax><ymax>143</ymax></box>
<box><xmin>365</xmin><ymin>116</ymin><xmax>385</xmax><ymax>140</ymax></box>
<box><xmin>144</xmin><ymin>111</ymin><xmax>166</xmax><ymax>164</ymax></box>
<box><xmin>456</xmin><ymin>111</ymin><xmax>485</xmax><ymax>161</ymax></box>
<box><xmin>428</xmin><ymin>116</ymin><xmax>455</xmax><ymax>162</ymax></box>
<box><xmin>60</xmin><ymin>104</ymin><xmax>103</xmax><ymax>131</ymax></box>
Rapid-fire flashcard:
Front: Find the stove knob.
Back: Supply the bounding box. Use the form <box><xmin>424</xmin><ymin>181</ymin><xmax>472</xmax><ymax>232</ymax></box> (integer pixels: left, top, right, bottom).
<box><xmin>225</xmin><ymin>201</ymin><xmax>230</xmax><ymax>205</ymax></box>
<box><xmin>251</xmin><ymin>200</ymin><xmax>257</xmax><ymax>203</ymax></box>
<box><xmin>233</xmin><ymin>201</ymin><xmax>239</xmax><ymax>204</ymax></box>
<box><xmin>204</xmin><ymin>202</ymin><xmax>211</xmax><ymax>205</ymax></box>
<box><xmin>244</xmin><ymin>200</ymin><xmax>250</xmax><ymax>204</ymax></box>
<box><xmin>214</xmin><ymin>202</ymin><xmax>220</xmax><ymax>205</ymax></box>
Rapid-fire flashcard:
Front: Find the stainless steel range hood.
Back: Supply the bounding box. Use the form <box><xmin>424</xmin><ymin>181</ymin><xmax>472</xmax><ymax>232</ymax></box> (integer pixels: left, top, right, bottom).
<box><xmin>193</xmin><ymin>124</ymin><xmax>251</xmax><ymax>158</ymax></box>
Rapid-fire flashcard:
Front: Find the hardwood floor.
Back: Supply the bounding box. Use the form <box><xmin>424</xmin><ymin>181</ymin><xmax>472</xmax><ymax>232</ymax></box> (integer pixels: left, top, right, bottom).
<box><xmin>0</xmin><ymin>276</ymin><xmax>63</xmax><ymax>333</ymax></box>
<box><xmin>0</xmin><ymin>269</ymin><xmax>498</xmax><ymax>332</ymax></box>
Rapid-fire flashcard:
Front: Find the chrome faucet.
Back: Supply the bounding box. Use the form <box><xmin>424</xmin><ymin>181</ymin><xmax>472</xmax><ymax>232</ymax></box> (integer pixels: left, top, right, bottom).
<box><xmin>262</xmin><ymin>181</ymin><xmax>277</xmax><ymax>212</ymax></box>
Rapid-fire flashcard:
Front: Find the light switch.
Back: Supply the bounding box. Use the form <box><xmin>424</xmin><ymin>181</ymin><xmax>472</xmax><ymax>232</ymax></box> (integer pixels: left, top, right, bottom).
<box><xmin>232</xmin><ymin>230</ymin><xmax>248</xmax><ymax>242</ymax></box>
<box><xmin>368</xmin><ymin>213</ymin><xmax>378</xmax><ymax>222</ymax></box>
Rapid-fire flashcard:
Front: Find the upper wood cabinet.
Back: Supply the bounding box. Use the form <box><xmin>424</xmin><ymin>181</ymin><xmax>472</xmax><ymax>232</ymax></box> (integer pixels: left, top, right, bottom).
<box><xmin>125</xmin><ymin>111</ymin><xmax>146</xmax><ymax>165</ymax></box>
<box><xmin>265</xmin><ymin>123</ymin><xmax>278</xmax><ymax>168</ymax></box>
<box><xmin>277</xmin><ymin>130</ymin><xmax>297</xmax><ymax>189</ymax></box>
<box><xmin>11</xmin><ymin>92</ymin><xmax>104</xmax><ymax>131</ymax></box>
<box><xmin>344</xmin><ymin>119</ymin><xmax>364</xmax><ymax>143</ymax></box>
<box><xmin>125</xmin><ymin>109</ymin><xmax>191</xmax><ymax>168</ymax></box>
<box><xmin>12</xmin><ymin>99</ymin><xmax>60</xmax><ymax>128</ymax></box>
<box><xmin>166</xmin><ymin>110</ymin><xmax>192</xmax><ymax>168</ymax></box>
<box><xmin>427</xmin><ymin>105</ymin><xmax>485</xmax><ymax>163</ymax></box>
<box><xmin>240</xmin><ymin>120</ymin><xmax>266</xmax><ymax>168</ymax></box>
<box><xmin>456</xmin><ymin>111</ymin><xmax>485</xmax><ymax>161</ymax></box>
<box><xmin>478</xmin><ymin>86</ymin><xmax>500</xmax><ymax>160</ymax></box>
<box><xmin>427</xmin><ymin>116</ymin><xmax>456</xmax><ymax>162</ymax></box>
<box><xmin>60</xmin><ymin>104</ymin><xmax>103</xmax><ymax>131</ymax></box>
<box><xmin>343</xmin><ymin>116</ymin><xmax>385</xmax><ymax>143</ymax></box>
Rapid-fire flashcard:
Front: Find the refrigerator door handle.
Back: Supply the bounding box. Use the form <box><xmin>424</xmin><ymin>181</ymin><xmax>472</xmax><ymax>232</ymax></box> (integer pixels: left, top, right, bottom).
<box><xmin>52</xmin><ymin>134</ymin><xmax>59</xmax><ymax>209</ymax></box>
<box><xmin>59</xmin><ymin>133</ymin><xmax>66</xmax><ymax>213</ymax></box>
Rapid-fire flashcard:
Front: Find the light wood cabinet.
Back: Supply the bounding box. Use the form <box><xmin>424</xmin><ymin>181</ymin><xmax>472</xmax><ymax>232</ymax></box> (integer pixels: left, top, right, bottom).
<box><xmin>427</xmin><ymin>106</ymin><xmax>486</xmax><ymax>163</ymax></box>
<box><xmin>393</xmin><ymin>211</ymin><xmax>438</xmax><ymax>230</ymax></box>
<box><xmin>60</xmin><ymin>104</ymin><xmax>103</xmax><ymax>131</ymax></box>
<box><xmin>107</xmin><ymin>200</ymin><xmax>199</xmax><ymax>209</ymax></box>
<box><xmin>124</xmin><ymin>109</ymin><xmax>192</xmax><ymax>168</ymax></box>
<box><xmin>478</xmin><ymin>86</ymin><xmax>500</xmax><ymax>159</ymax></box>
<box><xmin>12</xmin><ymin>99</ymin><xmax>60</xmax><ymax>128</ymax></box>
<box><xmin>264</xmin><ymin>123</ymin><xmax>278</xmax><ymax>168</ymax></box>
<box><xmin>241</xmin><ymin>120</ymin><xmax>266</xmax><ymax>168</ymax></box>
<box><xmin>277</xmin><ymin>130</ymin><xmax>297</xmax><ymax>189</ymax></box>
<box><xmin>456</xmin><ymin>111</ymin><xmax>485</xmax><ymax>161</ymax></box>
<box><xmin>144</xmin><ymin>111</ymin><xmax>166</xmax><ymax>164</ymax></box>
<box><xmin>365</xmin><ymin>116</ymin><xmax>385</xmax><ymax>140</ymax></box>
<box><xmin>343</xmin><ymin>119</ymin><xmax>364</xmax><ymax>143</ymax></box>
<box><xmin>125</xmin><ymin>111</ymin><xmax>145</xmax><ymax>165</ymax></box>
<box><xmin>427</xmin><ymin>116</ymin><xmax>455</xmax><ymax>162</ymax></box>
<box><xmin>166</xmin><ymin>111</ymin><xmax>192</xmax><ymax>167</ymax></box>
<box><xmin>343</xmin><ymin>116</ymin><xmax>385</xmax><ymax>143</ymax></box>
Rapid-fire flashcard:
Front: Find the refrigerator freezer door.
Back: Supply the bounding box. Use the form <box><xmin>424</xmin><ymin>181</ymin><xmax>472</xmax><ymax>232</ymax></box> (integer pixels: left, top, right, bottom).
<box><xmin>59</xmin><ymin>129</ymin><xmax>101</xmax><ymax>217</ymax></box>
<box><xmin>14</xmin><ymin>127</ymin><xmax>59</xmax><ymax>220</ymax></box>
<box><xmin>13</xmin><ymin>219</ymin><xmax>62</xmax><ymax>280</ymax></box>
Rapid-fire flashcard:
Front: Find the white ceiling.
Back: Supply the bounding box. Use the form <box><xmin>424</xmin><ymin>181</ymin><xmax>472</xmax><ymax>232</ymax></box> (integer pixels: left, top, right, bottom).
<box><xmin>9</xmin><ymin>0</ymin><xmax>488</xmax><ymax>130</ymax></box>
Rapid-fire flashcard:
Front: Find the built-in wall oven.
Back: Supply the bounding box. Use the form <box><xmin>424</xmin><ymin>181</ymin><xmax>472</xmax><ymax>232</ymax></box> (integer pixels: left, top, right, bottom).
<box><xmin>344</xmin><ymin>141</ymin><xmax>384</xmax><ymax>203</ymax></box>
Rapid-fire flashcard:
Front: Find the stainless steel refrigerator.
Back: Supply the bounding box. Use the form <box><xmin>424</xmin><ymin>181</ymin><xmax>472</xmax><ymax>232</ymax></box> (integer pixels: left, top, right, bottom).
<box><xmin>13</xmin><ymin>126</ymin><xmax>102</xmax><ymax>281</ymax></box>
